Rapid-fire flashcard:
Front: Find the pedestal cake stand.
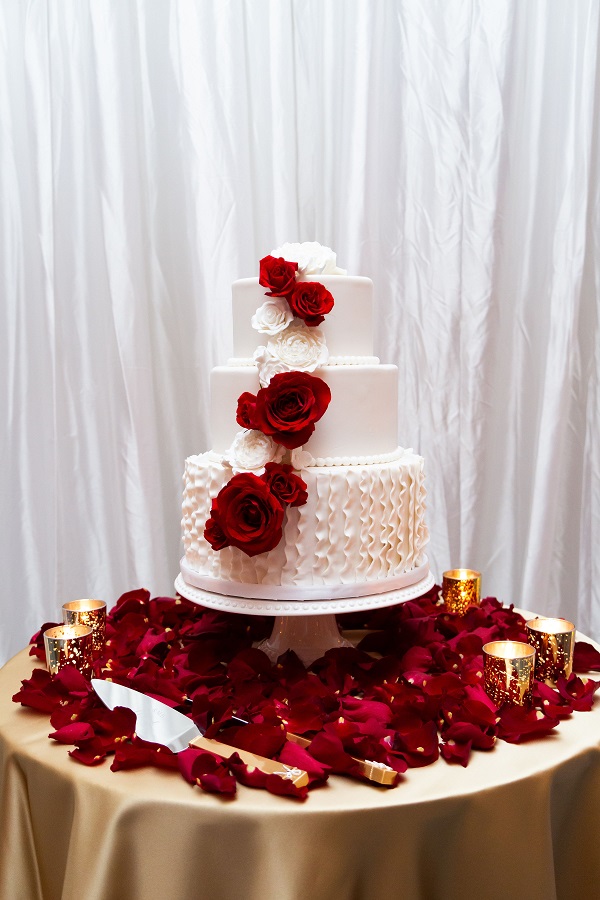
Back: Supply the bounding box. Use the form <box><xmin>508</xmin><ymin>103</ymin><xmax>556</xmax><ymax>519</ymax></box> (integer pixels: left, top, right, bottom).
<box><xmin>175</xmin><ymin>563</ymin><xmax>435</xmax><ymax>665</ymax></box>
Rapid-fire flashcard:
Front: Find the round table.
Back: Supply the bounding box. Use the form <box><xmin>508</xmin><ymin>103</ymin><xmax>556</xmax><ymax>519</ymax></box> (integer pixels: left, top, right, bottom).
<box><xmin>1</xmin><ymin>642</ymin><xmax>600</xmax><ymax>900</ymax></box>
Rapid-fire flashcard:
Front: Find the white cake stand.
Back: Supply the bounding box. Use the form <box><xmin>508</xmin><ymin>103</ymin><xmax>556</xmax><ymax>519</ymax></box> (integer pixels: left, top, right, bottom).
<box><xmin>174</xmin><ymin>567</ymin><xmax>436</xmax><ymax>665</ymax></box>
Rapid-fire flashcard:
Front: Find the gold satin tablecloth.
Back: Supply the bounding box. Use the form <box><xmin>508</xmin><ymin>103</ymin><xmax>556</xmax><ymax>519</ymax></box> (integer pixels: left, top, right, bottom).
<box><xmin>1</xmin><ymin>648</ymin><xmax>600</xmax><ymax>900</ymax></box>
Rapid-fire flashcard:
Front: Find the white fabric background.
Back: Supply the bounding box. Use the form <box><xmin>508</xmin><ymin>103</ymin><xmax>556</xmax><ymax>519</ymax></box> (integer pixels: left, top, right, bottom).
<box><xmin>1</xmin><ymin>0</ymin><xmax>599</xmax><ymax>665</ymax></box>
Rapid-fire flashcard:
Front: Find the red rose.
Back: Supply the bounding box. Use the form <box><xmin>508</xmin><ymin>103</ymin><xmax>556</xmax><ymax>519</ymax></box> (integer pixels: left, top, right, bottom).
<box><xmin>204</xmin><ymin>512</ymin><xmax>229</xmax><ymax>551</ymax></box>
<box><xmin>251</xmin><ymin>371</ymin><xmax>331</xmax><ymax>450</ymax></box>
<box><xmin>288</xmin><ymin>282</ymin><xmax>334</xmax><ymax>326</ymax></box>
<box><xmin>236</xmin><ymin>392</ymin><xmax>258</xmax><ymax>430</ymax></box>
<box><xmin>259</xmin><ymin>255</ymin><xmax>298</xmax><ymax>296</ymax></box>
<box><xmin>204</xmin><ymin>473</ymin><xmax>284</xmax><ymax>557</ymax></box>
<box><xmin>261</xmin><ymin>463</ymin><xmax>308</xmax><ymax>508</ymax></box>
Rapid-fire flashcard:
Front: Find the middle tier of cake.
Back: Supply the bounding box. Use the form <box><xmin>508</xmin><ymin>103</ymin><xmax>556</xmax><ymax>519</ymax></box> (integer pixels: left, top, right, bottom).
<box><xmin>210</xmin><ymin>363</ymin><xmax>399</xmax><ymax>461</ymax></box>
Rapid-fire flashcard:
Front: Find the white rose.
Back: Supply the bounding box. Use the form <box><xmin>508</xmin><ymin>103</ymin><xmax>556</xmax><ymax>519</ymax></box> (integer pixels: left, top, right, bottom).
<box><xmin>222</xmin><ymin>430</ymin><xmax>284</xmax><ymax>474</ymax></box>
<box><xmin>253</xmin><ymin>345</ymin><xmax>288</xmax><ymax>386</ymax></box>
<box><xmin>271</xmin><ymin>241</ymin><xmax>347</xmax><ymax>276</ymax></box>
<box><xmin>251</xmin><ymin>297</ymin><xmax>293</xmax><ymax>335</ymax></box>
<box><xmin>266</xmin><ymin>320</ymin><xmax>329</xmax><ymax>372</ymax></box>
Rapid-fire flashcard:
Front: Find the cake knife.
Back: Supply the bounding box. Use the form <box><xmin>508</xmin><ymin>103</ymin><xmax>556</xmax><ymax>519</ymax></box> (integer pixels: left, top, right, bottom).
<box><xmin>283</xmin><ymin>732</ymin><xmax>399</xmax><ymax>786</ymax></box>
<box><xmin>213</xmin><ymin>716</ymin><xmax>400</xmax><ymax>787</ymax></box>
<box><xmin>197</xmin><ymin>710</ymin><xmax>399</xmax><ymax>786</ymax></box>
<box><xmin>91</xmin><ymin>679</ymin><xmax>309</xmax><ymax>788</ymax></box>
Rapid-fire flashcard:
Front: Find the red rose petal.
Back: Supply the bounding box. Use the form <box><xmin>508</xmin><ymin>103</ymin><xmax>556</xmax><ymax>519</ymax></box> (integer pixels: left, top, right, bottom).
<box><xmin>306</xmin><ymin>731</ymin><xmax>361</xmax><ymax>776</ymax></box>
<box><xmin>263</xmin><ymin>773</ymin><xmax>308</xmax><ymax>800</ymax></box>
<box><xmin>177</xmin><ymin>747</ymin><xmax>209</xmax><ymax>784</ymax></box>
<box><xmin>443</xmin><ymin>720</ymin><xmax>495</xmax><ymax>751</ymax></box>
<box><xmin>224</xmin><ymin>723</ymin><xmax>286</xmax><ymax>758</ymax></box>
<box><xmin>49</xmin><ymin>722</ymin><xmax>95</xmax><ymax>744</ymax></box>
<box><xmin>573</xmin><ymin>641</ymin><xmax>600</xmax><ymax>673</ymax></box>
<box><xmin>111</xmin><ymin>589</ymin><xmax>151</xmax><ymax>620</ymax></box>
<box><xmin>533</xmin><ymin>682</ymin><xmax>574</xmax><ymax>718</ymax></box>
<box><xmin>556</xmin><ymin>674</ymin><xmax>600</xmax><ymax>712</ymax></box>
<box><xmin>341</xmin><ymin>697</ymin><xmax>391</xmax><ymax>725</ymax></box>
<box><xmin>69</xmin><ymin>738</ymin><xmax>109</xmax><ymax>766</ymax></box>
<box><xmin>393</xmin><ymin>720</ymin><xmax>439</xmax><ymax>767</ymax></box>
<box><xmin>497</xmin><ymin>706</ymin><xmax>560</xmax><ymax>743</ymax></box>
<box><xmin>12</xmin><ymin>668</ymin><xmax>62</xmax><ymax>714</ymax></box>
<box><xmin>441</xmin><ymin>739</ymin><xmax>473</xmax><ymax>766</ymax></box>
<box><xmin>199</xmin><ymin>771</ymin><xmax>238</xmax><ymax>796</ymax></box>
<box><xmin>53</xmin><ymin>665</ymin><xmax>92</xmax><ymax>697</ymax></box>
<box><xmin>276</xmin><ymin>699</ymin><xmax>325</xmax><ymax>735</ymax></box>
<box><xmin>192</xmin><ymin>752</ymin><xmax>237</xmax><ymax>796</ymax></box>
<box><xmin>278</xmin><ymin>741</ymin><xmax>330</xmax><ymax>783</ymax></box>
<box><xmin>399</xmin><ymin>646</ymin><xmax>433</xmax><ymax>672</ymax></box>
<box><xmin>111</xmin><ymin>740</ymin><xmax>180</xmax><ymax>772</ymax></box>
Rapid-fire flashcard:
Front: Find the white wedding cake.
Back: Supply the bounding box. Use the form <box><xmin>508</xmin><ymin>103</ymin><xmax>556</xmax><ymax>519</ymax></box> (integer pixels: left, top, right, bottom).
<box><xmin>180</xmin><ymin>243</ymin><xmax>429</xmax><ymax>601</ymax></box>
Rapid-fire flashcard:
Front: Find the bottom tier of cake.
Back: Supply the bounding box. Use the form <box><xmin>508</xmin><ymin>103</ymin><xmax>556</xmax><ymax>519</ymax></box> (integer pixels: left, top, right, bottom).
<box><xmin>181</xmin><ymin>448</ymin><xmax>429</xmax><ymax>601</ymax></box>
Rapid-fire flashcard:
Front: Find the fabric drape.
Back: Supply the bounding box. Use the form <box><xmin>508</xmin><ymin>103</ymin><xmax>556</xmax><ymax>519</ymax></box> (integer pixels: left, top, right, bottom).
<box><xmin>2</xmin><ymin>648</ymin><xmax>600</xmax><ymax>900</ymax></box>
<box><xmin>1</xmin><ymin>0</ymin><xmax>599</xmax><ymax>664</ymax></box>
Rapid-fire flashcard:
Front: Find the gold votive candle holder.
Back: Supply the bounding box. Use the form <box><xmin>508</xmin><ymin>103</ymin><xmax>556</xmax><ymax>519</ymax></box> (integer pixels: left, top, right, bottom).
<box><xmin>43</xmin><ymin>625</ymin><xmax>94</xmax><ymax>678</ymax></box>
<box><xmin>442</xmin><ymin>569</ymin><xmax>481</xmax><ymax>616</ymax></box>
<box><xmin>62</xmin><ymin>599</ymin><xmax>107</xmax><ymax>658</ymax></box>
<box><xmin>526</xmin><ymin>617</ymin><xmax>575</xmax><ymax>685</ymax></box>
<box><xmin>483</xmin><ymin>640</ymin><xmax>536</xmax><ymax>707</ymax></box>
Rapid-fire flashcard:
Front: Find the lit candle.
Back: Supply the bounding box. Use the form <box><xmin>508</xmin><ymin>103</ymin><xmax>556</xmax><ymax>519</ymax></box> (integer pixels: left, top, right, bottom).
<box><xmin>526</xmin><ymin>617</ymin><xmax>575</xmax><ymax>685</ymax></box>
<box><xmin>442</xmin><ymin>569</ymin><xmax>481</xmax><ymax>616</ymax></box>
<box><xmin>483</xmin><ymin>640</ymin><xmax>536</xmax><ymax>707</ymax></box>
<box><xmin>44</xmin><ymin>625</ymin><xmax>94</xmax><ymax>678</ymax></box>
<box><xmin>63</xmin><ymin>599</ymin><xmax>107</xmax><ymax>658</ymax></box>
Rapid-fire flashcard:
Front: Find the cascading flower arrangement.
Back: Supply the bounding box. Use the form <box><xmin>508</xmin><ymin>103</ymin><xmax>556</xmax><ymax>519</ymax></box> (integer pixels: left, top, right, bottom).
<box><xmin>204</xmin><ymin>249</ymin><xmax>339</xmax><ymax>557</ymax></box>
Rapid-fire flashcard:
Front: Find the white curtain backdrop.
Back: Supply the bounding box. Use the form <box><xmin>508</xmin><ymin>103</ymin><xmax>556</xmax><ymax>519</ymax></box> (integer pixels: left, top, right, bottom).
<box><xmin>1</xmin><ymin>0</ymin><xmax>599</xmax><ymax>665</ymax></box>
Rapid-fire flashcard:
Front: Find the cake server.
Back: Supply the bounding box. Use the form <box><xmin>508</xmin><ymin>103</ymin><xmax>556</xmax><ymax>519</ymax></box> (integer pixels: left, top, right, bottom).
<box><xmin>91</xmin><ymin>679</ymin><xmax>309</xmax><ymax>788</ymax></box>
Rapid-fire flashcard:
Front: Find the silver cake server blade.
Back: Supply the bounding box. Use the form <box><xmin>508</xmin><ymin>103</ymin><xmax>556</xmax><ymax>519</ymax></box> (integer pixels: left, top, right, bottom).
<box><xmin>91</xmin><ymin>679</ymin><xmax>309</xmax><ymax>787</ymax></box>
<box><xmin>92</xmin><ymin>679</ymin><xmax>199</xmax><ymax>752</ymax></box>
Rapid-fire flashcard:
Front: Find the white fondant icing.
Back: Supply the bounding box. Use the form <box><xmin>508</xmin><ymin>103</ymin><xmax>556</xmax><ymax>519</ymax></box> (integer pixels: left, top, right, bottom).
<box><xmin>182</xmin><ymin>452</ymin><xmax>429</xmax><ymax>596</ymax></box>
<box><xmin>228</xmin><ymin>355</ymin><xmax>380</xmax><ymax>367</ymax></box>
<box><xmin>232</xmin><ymin>276</ymin><xmax>373</xmax><ymax>359</ymax></box>
<box><xmin>180</xmin><ymin>557</ymin><xmax>431</xmax><ymax>601</ymax></box>
<box><xmin>303</xmin><ymin>447</ymin><xmax>406</xmax><ymax>467</ymax></box>
<box><xmin>210</xmin><ymin>364</ymin><xmax>399</xmax><ymax>459</ymax></box>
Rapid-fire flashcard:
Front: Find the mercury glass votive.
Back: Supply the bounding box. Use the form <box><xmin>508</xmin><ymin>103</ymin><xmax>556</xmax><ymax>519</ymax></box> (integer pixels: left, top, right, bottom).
<box><xmin>483</xmin><ymin>641</ymin><xmax>536</xmax><ymax>707</ymax></box>
<box><xmin>526</xmin><ymin>617</ymin><xmax>575</xmax><ymax>685</ymax></box>
<box><xmin>442</xmin><ymin>569</ymin><xmax>481</xmax><ymax>616</ymax></box>
<box><xmin>44</xmin><ymin>625</ymin><xmax>94</xmax><ymax>678</ymax></box>
<box><xmin>62</xmin><ymin>599</ymin><xmax>107</xmax><ymax>658</ymax></box>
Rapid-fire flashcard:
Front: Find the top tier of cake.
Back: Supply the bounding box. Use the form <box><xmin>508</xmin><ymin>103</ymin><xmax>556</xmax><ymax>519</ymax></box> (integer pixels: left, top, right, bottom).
<box><xmin>231</xmin><ymin>275</ymin><xmax>375</xmax><ymax>361</ymax></box>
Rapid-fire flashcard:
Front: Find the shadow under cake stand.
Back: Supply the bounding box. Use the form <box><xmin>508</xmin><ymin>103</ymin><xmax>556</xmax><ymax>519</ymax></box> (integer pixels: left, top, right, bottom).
<box><xmin>174</xmin><ymin>566</ymin><xmax>435</xmax><ymax>665</ymax></box>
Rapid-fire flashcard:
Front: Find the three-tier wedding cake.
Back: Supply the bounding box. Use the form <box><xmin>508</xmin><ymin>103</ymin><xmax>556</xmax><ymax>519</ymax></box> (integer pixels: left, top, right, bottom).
<box><xmin>180</xmin><ymin>243</ymin><xmax>429</xmax><ymax>601</ymax></box>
